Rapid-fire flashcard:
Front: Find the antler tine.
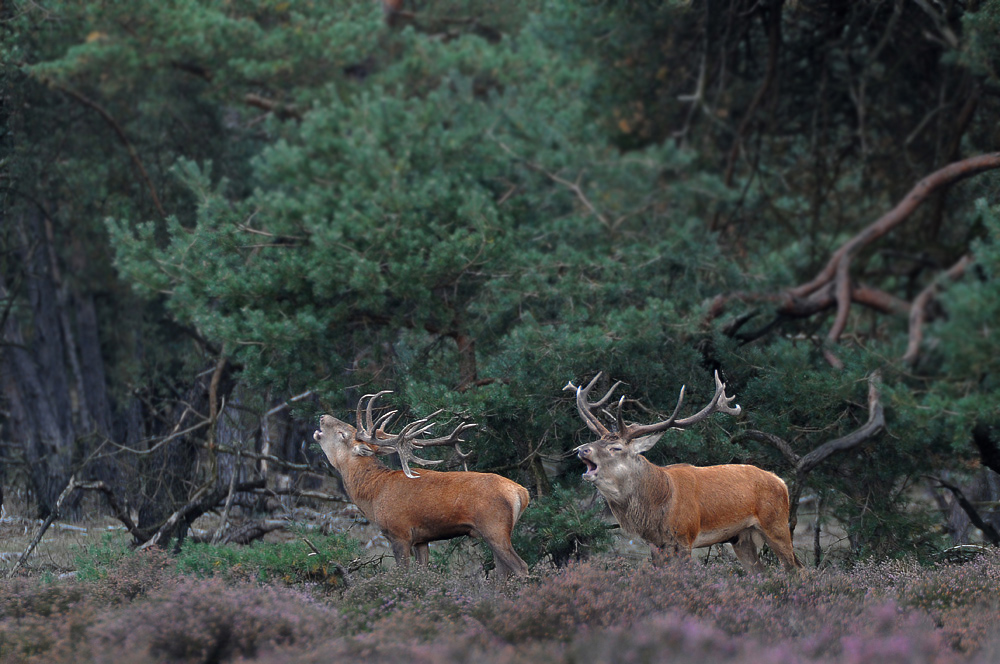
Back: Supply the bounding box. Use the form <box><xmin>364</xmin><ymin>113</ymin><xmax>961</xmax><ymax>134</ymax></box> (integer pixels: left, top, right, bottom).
<box><xmin>365</xmin><ymin>390</ymin><xmax>393</xmax><ymax>431</ymax></box>
<box><xmin>572</xmin><ymin>372</ymin><xmax>618</xmax><ymax>436</ymax></box>
<box><xmin>615</xmin><ymin>395</ymin><xmax>626</xmax><ymax>434</ymax></box>
<box><xmin>412</xmin><ymin>421</ymin><xmax>478</xmax><ymax>472</ymax></box>
<box><xmin>413</xmin><ymin>421</ymin><xmax>478</xmax><ymax>447</ymax></box>
<box><xmin>592</xmin><ymin>381</ymin><xmax>625</xmax><ymax>410</ymax></box>
<box><xmin>619</xmin><ymin>384</ymin><xmax>687</xmax><ymax>442</ymax></box>
<box><xmin>452</xmin><ymin>442</ymin><xmax>474</xmax><ymax>471</ymax></box>
<box><xmin>380</xmin><ymin>423</ymin><xmax>444</xmax><ymax>479</ymax></box>
<box><xmin>355</xmin><ymin>394</ymin><xmax>370</xmax><ymax>434</ymax></box>
<box><xmin>672</xmin><ymin>370</ymin><xmax>741</xmax><ymax>427</ymax></box>
<box><xmin>372</xmin><ymin>409</ymin><xmax>398</xmax><ymax>433</ymax></box>
<box><xmin>381</xmin><ymin>409</ymin><xmax>475</xmax><ymax>479</ymax></box>
<box><xmin>353</xmin><ymin>394</ymin><xmax>480</xmax><ymax>478</ymax></box>
<box><xmin>355</xmin><ymin>390</ymin><xmax>393</xmax><ymax>439</ymax></box>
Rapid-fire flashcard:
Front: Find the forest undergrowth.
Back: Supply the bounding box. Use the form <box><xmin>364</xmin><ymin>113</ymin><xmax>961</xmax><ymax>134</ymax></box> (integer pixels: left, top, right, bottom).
<box><xmin>1</xmin><ymin>534</ymin><xmax>999</xmax><ymax>664</ymax></box>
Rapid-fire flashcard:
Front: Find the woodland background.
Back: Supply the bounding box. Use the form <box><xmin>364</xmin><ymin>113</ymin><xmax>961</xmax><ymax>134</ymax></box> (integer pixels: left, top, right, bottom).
<box><xmin>3</xmin><ymin>0</ymin><xmax>1000</xmax><ymax>565</ymax></box>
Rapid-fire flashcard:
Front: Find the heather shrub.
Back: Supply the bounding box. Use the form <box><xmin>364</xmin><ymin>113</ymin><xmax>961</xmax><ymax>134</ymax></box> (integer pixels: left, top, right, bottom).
<box><xmin>484</xmin><ymin>561</ymin><xmax>648</xmax><ymax>642</ymax></box>
<box><xmin>173</xmin><ymin>531</ymin><xmax>363</xmax><ymax>587</ymax></box>
<box><xmin>87</xmin><ymin>546</ymin><xmax>175</xmax><ymax>605</ymax></box>
<box><xmin>896</xmin><ymin>553</ymin><xmax>1000</xmax><ymax>612</ymax></box>
<box><xmin>893</xmin><ymin>552</ymin><xmax>1000</xmax><ymax>652</ymax></box>
<box><xmin>481</xmin><ymin>558</ymin><xmax>957</xmax><ymax>650</ymax></box>
<box><xmin>337</xmin><ymin>565</ymin><xmax>503</xmax><ymax>635</ymax></box>
<box><xmin>0</xmin><ymin>578</ymin><xmax>90</xmax><ymax>619</ymax></box>
<box><xmin>251</xmin><ymin>628</ymin><xmax>559</xmax><ymax>664</ymax></box>
<box><xmin>0</xmin><ymin>579</ymin><xmax>98</xmax><ymax>663</ymax></box>
<box><xmin>4</xmin><ymin>548</ymin><xmax>1000</xmax><ymax>663</ymax></box>
<box><xmin>87</xmin><ymin>577</ymin><xmax>339</xmax><ymax>663</ymax></box>
<box><xmin>566</xmin><ymin>613</ymin><xmax>747</xmax><ymax>664</ymax></box>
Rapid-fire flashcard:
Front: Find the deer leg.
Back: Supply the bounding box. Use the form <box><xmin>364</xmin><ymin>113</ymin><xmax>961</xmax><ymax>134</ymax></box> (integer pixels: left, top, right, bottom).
<box><xmin>731</xmin><ymin>530</ymin><xmax>765</xmax><ymax>574</ymax></box>
<box><xmin>389</xmin><ymin>538</ymin><xmax>412</xmax><ymax>569</ymax></box>
<box><xmin>414</xmin><ymin>542</ymin><xmax>430</xmax><ymax>566</ymax></box>
<box><xmin>757</xmin><ymin>521</ymin><xmax>803</xmax><ymax>571</ymax></box>
<box><xmin>487</xmin><ymin>539</ymin><xmax>528</xmax><ymax>578</ymax></box>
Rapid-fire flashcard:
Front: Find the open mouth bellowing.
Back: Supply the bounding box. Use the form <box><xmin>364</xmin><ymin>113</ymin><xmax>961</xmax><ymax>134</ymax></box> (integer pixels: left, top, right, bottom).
<box><xmin>579</xmin><ymin>454</ymin><xmax>599</xmax><ymax>480</ymax></box>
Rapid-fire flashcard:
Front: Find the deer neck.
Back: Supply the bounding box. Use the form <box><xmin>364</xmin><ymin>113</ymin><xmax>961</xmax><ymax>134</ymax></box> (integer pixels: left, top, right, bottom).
<box><xmin>339</xmin><ymin>455</ymin><xmax>395</xmax><ymax>511</ymax></box>
<box><xmin>604</xmin><ymin>457</ymin><xmax>673</xmax><ymax>543</ymax></box>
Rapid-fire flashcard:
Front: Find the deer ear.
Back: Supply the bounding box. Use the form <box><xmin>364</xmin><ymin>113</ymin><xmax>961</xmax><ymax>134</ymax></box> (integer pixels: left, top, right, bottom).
<box><xmin>351</xmin><ymin>444</ymin><xmax>375</xmax><ymax>457</ymax></box>
<box><xmin>631</xmin><ymin>432</ymin><xmax>664</xmax><ymax>454</ymax></box>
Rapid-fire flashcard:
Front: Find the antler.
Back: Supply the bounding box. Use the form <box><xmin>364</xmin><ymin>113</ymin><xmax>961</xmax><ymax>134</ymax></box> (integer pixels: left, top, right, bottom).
<box><xmin>568</xmin><ymin>370</ymin><xmax>741</xmax><ymax>445</ymax></box>
<box><xmin>355</xmin><ymin>390</ymin><xmax>397</xmax><ymax>443</ymax></box>
<box><xmin>563</xmin><ymin>372</ymin><xmax>623</xmax><ymax>436</ymax></box>
<box><xmin>354</xmin><ymin>392</ymin><xmax>478</xmax><ymax>478</ymax></box>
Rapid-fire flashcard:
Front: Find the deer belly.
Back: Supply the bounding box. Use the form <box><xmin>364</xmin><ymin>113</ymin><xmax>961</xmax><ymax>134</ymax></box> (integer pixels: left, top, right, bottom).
<box><xmin>409</xmin><ymin>520</ymin><xmax>474</xmax><ymax>544</ymax></box>
<box><xmin>691</xmin><ymin>517</ymin><xmax>758</xmax><ymax>548</ymax></box>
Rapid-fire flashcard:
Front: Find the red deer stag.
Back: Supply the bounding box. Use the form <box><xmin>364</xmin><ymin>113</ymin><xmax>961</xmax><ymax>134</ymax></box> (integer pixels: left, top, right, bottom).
<box><xmin>567</xmin><ymin>372</ymin><xmax>802</xmax><ymax>572</ymax></box>
<box><xmin>314</xmin><ymin>391</ymin><xmax>530</xmax><ymax>577</ymax></box>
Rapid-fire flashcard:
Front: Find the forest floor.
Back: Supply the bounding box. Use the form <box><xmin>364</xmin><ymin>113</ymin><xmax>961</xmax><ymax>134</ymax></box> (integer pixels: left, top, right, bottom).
<box><xmin>0</xmin><ymin>494</ymin><xmax>851</xmax><ymax>578</ymax></box>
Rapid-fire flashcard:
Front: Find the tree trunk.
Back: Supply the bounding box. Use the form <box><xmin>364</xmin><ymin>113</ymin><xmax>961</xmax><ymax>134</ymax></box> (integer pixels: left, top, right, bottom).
<box><xmin>0</xmin><ymin>210</ymin><xmax>115</xmax><ymax>516</ymax></box>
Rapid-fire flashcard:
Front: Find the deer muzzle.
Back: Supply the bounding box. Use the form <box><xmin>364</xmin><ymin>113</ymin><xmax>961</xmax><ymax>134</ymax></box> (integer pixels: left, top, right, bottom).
<box><xmin>578</xmin><ymin>446</ymin><xmax>599</xmax><ymax>480</ymax></box>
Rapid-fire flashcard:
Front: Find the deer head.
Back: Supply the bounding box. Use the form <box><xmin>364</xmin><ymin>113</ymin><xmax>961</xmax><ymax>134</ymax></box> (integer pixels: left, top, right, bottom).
<box><xmin>566</xmin><ymin>371</ymin><xmax>741</xmax><ymax>498</ymax></box>
<box><xmin>316</xmin><ymin>391</ymin><xmax>476</xmax><ymax>478</ymax></box>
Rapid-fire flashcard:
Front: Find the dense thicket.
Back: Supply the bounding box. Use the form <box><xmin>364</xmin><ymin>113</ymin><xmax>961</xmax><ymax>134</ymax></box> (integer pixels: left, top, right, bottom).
<box><xmin>2</xmin><ymin>0</ymin><xmax>1000</xmax><ymax>561</ymax></box>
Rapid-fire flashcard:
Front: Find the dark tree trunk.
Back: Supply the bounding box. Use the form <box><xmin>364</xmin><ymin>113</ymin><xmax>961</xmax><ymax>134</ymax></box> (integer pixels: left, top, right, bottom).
<box><xmin>0</xmin><ymin>210</ymin><xmax>115</xmax><ymax>516</ymax></box>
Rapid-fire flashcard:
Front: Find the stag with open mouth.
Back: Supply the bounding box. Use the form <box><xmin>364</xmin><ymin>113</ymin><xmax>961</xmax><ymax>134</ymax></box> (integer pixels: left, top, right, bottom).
<box><xmin>566</xmin><ymin>371</ymin><xmax>802</xmax><ymax>572</ymax></box>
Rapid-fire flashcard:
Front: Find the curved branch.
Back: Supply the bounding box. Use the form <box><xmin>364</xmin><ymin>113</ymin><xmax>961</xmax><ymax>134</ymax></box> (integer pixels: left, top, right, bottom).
<box><xmin>791</xmin><ymin>152</ymin><xmax>1000</xmax><ymax>301</ymax></box>
<box><xmin>244</xmin><ymin>93</ymin><xmax>302</xmax><ymax>121</ymax></box>
<box><xmin>734</xmin><ymin>373</ymin><xmax>885</xmax><ymax>534</ymax></box>
<box><xmin>732</xmin><ymin>429</ymin><xmax>800</xmax><ymax>467</ymax></box>
<box><xmin>711</xmin><ymin>153</ymin><xmax>1000</xmax><ymax>367</ymax></box>
<box><xmin>928</xmin><ymin>475</ymin><xmax>1000</xmax><ymax>547</ymax></box>
<box><xmin>904</xmin><ymin>253</ymin><xmax>973</xmax><ymax>364</ymax></box>
<box><xmin>796</xmin><ymin>376</ymin><xmax>884</xmax><ymax>476</ymax></box>
<box><xmin>54</xmin><ymin>85</ymin><xmax>166</xmax><ymax>218</ymax></box>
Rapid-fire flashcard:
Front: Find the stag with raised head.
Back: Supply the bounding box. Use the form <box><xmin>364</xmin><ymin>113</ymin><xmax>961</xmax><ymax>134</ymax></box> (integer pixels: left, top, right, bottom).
<box><xmin>314</xmin><ymin>392</ymin><xmax>530</xmax><ymax>577</ymax></box>
<box><xmin>567</xmin><ymin>372</ymin><xmax>802</xmax><ymax>572</ymax></box>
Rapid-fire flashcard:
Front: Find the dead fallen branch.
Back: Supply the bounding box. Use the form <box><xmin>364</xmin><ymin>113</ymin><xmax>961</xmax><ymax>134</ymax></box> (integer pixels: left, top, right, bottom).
<box><xmin>6</xmin><ymin>477</ymin><xmax>80</xmax><ymax>578</ymax></box>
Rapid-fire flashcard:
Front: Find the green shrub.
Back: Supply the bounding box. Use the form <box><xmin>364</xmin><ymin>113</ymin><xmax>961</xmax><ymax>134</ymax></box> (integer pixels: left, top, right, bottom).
<box><xmin>173</xmin><ymin>530</ymin><xmax>364</xmax><ymax>587</ymax></box>
<box><xmin>72</xmin><ymin>532</ymin><xmax>134</xmax><ymax>582</ymax></box>
<box><xmin>508</xmin><ymin>484</ymin><xmax>613</xmax><ymax>568</ymax></box>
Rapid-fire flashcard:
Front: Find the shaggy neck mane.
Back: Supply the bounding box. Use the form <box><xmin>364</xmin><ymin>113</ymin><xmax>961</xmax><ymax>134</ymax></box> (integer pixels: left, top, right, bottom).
<box><xmin>606</xmin><ymin>456</ymin><xmax>673</xmax><ymax>539</ymax></box>
<box><xmin>341</xmin><ymin>455</ymin><xmax>398</xmax><ymax>505</ymax></box>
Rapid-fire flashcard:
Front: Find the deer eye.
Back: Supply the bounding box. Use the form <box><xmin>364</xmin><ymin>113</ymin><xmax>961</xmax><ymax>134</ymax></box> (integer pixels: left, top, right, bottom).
<box><xmin>609</xmin><ymin>446</ymin><xmax>624</xmax><ymax>453</ymax></box>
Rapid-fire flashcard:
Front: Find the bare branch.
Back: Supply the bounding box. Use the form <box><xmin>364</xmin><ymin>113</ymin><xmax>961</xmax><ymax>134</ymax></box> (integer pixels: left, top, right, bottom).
<box><xmin>787</xmin><ymin>372</ymin><xmax>884</xmax><ymax>532</ymax></box>
<box><xmin>733</xmin><ymin>429</ymin><xmax>801</xmax><ymax>467</ymax></box>
<box><xmin>7</xmin><ymin>477</ymin><xmax>80</xmax><ymax>578</ymax></box>
<box><xmin>138</xmin><ymin>478</ymin><xmax>266</xmax><ymax>551</ymax></box>
<box><xmin>244</xmin><ymin>93</ymin><xmax>302</xmax><ymax>121</ymax></box>
<box><xmin>796</xmin><ymin>373</ymin><xmax>884</xmax><ymax>476</ymax></box>
<box><xmin>710</xmin><ymin>153</ymin><xmax>1000</xmax><ymax>367</ymax></box>
<box><xmin>791</xmin><ymin>154</ymin><xmax>1000</xmax><ymax>301</ymax></box>
<box><xmin>928</xmin><ymin>475</ymin><xmax>1000</xmax><ymax>546</ymax></box>
<box><xmin>53</xmin><ymin>85</ymin><xmax>166</xmax><ymax>218</ymax></box>
<box><xmin>904</xmin><ymin>253</ymin><xmax>973</xmax><ymax>364</ymax></box>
